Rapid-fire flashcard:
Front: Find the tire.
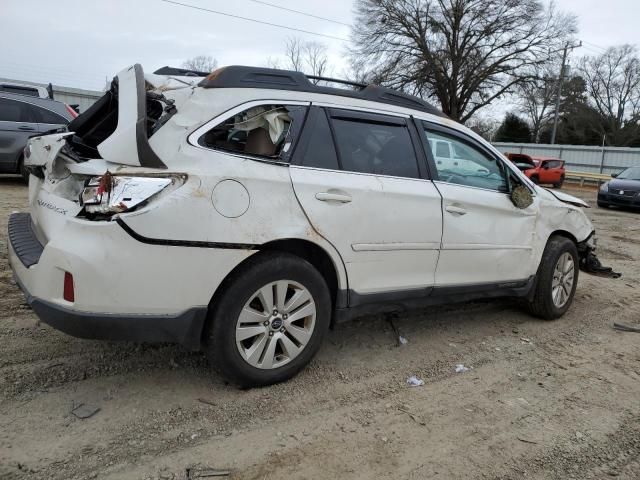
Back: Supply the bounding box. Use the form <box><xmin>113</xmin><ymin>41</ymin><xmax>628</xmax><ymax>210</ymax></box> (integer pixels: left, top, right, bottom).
<box><xmin>17</xmin><ymin>156</ymin><xmax>29</xmax><ymax>184</ymax></box>
<box><xmin>526</xmin><ymin>236</ymin><xmax>579</xmax><ymax>320</ymax></box>
<box><xmin>530</xmin><ymin>175</ymin><xmax>539</xmax><ymax>185</ymax></box>
<box><xmin>205</xmin><ymin>252</ymin><xmax>331</xmax><ymax>388</ymax></box>
<box><xmin>553</xmin><ymin>176</ymin><xmax>564</xmax><ymax>189</ymax></box>
<box><xmin>597</xmin><ymin>201</ymin><xmax>609</xmax><ymax>208</ymax></box>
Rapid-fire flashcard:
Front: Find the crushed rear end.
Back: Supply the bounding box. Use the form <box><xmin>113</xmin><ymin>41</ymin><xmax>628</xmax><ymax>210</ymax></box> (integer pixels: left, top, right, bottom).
<box><xmin>8</xmin><ymin>64</ymin><xmax>210</xmax><ymax>349</ymax></box>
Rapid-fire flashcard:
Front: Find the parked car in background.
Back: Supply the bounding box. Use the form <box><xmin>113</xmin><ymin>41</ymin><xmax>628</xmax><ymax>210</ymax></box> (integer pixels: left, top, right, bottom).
<box><xmin>598</xmin><ymin>166</ymin><xmax>640</xmax><ymax>209</ymax></box>
<box><xmin>0</xmin><ymin>91</ymin><xmax>76</xmax><ymax>181</ymax></box>
<box><xmin>0</xmin><ymin>81</ymin><xmax>50</xmax><ymax>99</ymax></box>
<box><xmin>9</xmin><ymin>64</ymin><xmax>612</xmax><ymax>388</ymax></box>
<box><xmin>506</xmin><ymin>153</ymin><xmax>565</xmax><ymax>188</ymax></box>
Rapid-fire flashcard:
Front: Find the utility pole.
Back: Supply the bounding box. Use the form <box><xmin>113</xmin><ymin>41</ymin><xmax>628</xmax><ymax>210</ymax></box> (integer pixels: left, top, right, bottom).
<box><xmin>550</xmin><ymin>41</ymin><xmax>582</xmax><ymax>145</ymax></box>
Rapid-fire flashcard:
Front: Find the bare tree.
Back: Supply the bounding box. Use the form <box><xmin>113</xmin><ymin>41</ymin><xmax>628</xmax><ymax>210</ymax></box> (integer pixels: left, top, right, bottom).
<box><xmin>516</xmin><ymin>65</ymin><xmax>558</xmax><ymax>142</ymax></box>
<box><xmin>351</xmin><ymin>0</ymin><xmax>576</xmax><ymax>122</ymax></box>
<box><xmin>579</xmin><ymin>45</ymin><xmax>640</xmax><ymax>144</ymax></box>
<box><xmin>181</xmin><ymin>55</ymin><xmax>218</xmax><ymax>73</ymax></box>
<box><xmin>275</xmin><ymin>37</ymin><xmax>331</xmax><ymax>84</ymax></box>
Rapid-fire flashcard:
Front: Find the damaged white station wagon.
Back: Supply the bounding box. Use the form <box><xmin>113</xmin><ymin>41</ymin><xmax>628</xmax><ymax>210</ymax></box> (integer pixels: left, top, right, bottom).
<box><xmin>8</xmin><ymin>64</ymin><xmax>618</xmax><ymax>387</ymax></box>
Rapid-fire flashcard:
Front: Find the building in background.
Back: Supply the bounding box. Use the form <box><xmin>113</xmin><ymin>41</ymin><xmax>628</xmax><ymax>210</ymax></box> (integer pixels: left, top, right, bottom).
<box><xmin>0</xmin><ymin>77</ymin><xmax>102</xmax><ymax>113</ymax></box>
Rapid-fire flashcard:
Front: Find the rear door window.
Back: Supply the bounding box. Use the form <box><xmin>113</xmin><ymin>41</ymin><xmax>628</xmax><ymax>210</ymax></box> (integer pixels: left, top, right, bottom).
<box><xmin>32</xmin><ymin>105</ymin><xmax>68</xmax><ymax>124</ymax></box>
<box><xmin>0</xmin><ymin>97</ymin><xmax>33</xmax><ymax>122</ymax></box>
<box><xmin>328</xmin><ymin>110</ymin><xmax>420</xmax><ymax>179</ymax></box>
<box><xmin>295</xmin><ymin>108</ymin><xmax>339</xmax><ymax>170</ymax></box>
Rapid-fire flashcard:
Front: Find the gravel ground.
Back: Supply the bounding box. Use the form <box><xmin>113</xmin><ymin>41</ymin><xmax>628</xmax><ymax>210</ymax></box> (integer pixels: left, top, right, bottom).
<box><xmin>1</xmin><ymin>176</ymin><xmax>639</xmax><ymax>480</ymax></box>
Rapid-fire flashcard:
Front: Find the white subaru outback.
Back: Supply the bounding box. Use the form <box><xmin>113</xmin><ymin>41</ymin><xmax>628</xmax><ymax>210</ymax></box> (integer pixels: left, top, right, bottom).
<box><xmin>8</xmin><ymin>64</ymin><xmax>615</xmax><ymax>387</ymax></box>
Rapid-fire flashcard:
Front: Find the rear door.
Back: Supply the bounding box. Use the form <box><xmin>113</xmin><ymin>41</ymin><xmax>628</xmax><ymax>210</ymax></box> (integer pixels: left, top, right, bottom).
<box><xmin>421</xmin><ymin>122</ymin><xmax>538</xmax><ymax>286</ymax></box>
<box><xmin>0</xmin><ymin>96</ymin><xmax>38</xmax><ymax>172</ymax></box>
<box><xmin>28</xmin><ymin>102</ymin><xmax>70</xmax><ymax>132</ymax></box>
<box><xmin>290</xmin><ymin>106</ymin><xmax>443</xmax><ymax>301</ymax></box>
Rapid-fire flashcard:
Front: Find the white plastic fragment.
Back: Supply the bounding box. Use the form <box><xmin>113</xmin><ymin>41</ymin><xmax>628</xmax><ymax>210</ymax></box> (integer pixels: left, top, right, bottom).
<box><xmin>399</xmin><ymin>335</ymin><xmax>409</xmax><ymax>345</ymax></box>
<box><xmin>406</xmin><ymin>375</ymin><xmax>425</xmax><ymax>387</ymax></box>
<box><xmin>455</xmin><ymin>364</ymin><xmax>470</xmax><ymax>373</ymax></box>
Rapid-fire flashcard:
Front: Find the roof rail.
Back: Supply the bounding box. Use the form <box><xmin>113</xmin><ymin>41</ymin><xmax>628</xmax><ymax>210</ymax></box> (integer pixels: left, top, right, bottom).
<box><xmin>196</xmin><ymin>66</ymin><xmax>446</xmax><ymax>118</ymax></box>
<box><xmin>306</xmin><ymin>75</ymin><xmax>367</xmax><ymax>90</ymax></box>
<box><xmin>153</xmin><ymin>66</ymin><xmax>210</xmax><ymax>77</ymax></box>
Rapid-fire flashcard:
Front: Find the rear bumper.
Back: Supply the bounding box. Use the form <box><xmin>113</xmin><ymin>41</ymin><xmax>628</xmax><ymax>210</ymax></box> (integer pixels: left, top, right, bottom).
<box><xmin>598</xmin><ymin>192</ymin><xmax>640</xmax><ymax>208</ymax></box>
<box><xmin>7</xmin><ymin>212</ymin><xmax>250</xmax><ymax>349</ymax></box>
<box><xmin>13</xmin><ymin>272</ymin><xmax>207</xmax><ymax>349</ymax></box>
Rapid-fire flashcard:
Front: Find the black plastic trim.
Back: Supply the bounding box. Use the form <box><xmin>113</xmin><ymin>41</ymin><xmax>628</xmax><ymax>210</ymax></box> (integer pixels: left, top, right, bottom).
<box><xmin>8</xmin><ymin>213</ymin><xmax>44</xmax><ymax>268</ymax></box>
<box><xmin>116</xmin><ymin>218</ymin><xmax>259</xmax><ymax>250</ymax></box>
<box><xmin>133</xmin><ymin>64</ymin><xmax>166</xmax><ymax>169</ymax></box>
<box><xmin>335</xmin><ymin>276</ymin><xmax>535</xmax><ymax>323</ymax></box>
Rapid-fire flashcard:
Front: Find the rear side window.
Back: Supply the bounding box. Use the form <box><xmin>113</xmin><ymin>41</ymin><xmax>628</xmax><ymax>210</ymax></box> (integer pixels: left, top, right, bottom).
<box><xmin>32</xmin><ymin>105</ymin><xmax>68</xmax><ymax>124</ymax></box>
<box><xmin>330</xmin><ymin>115</ymin><xmax>420</xmax><ymax>179</ymax></box>
<box><xmin>199</xmin><ymin>104</ymin><xmax>307</xmax><ymax>162</ymax></box>
<box><xmin>297</xmin><ymin>108</ymin><xmax>339</xmax><ymax>170</ymax></box>
<box><xmin>0</xmin><ymin>97</ymin><xmax>32</xmax><ymax>122</ymax></box>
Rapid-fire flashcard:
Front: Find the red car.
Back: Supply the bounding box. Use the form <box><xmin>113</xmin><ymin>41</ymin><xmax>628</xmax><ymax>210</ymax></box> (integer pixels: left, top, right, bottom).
<box><xmin>506</xmin><ymin>153</ymin><xmax>565</xmax><ymax>188</ymax></box>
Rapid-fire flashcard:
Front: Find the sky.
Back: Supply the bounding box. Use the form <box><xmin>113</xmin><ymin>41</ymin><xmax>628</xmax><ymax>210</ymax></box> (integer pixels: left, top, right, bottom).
<box><xmin>1</xmin><ymin>0</ymin><xmax>638</xmax><ymax>115</ymax></box>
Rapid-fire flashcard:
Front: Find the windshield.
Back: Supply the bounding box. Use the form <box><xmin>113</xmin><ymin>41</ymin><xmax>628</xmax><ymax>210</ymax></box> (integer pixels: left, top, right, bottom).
<box><xmin>616</xmin><ymin>167</ymin><xmax>640</xmax><ymax>180</ymax></box>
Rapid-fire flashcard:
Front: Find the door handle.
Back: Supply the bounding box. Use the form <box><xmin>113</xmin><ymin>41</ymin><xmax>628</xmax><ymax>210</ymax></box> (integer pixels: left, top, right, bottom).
<box><xmin>315</xmin><ymin>192</ymin><xmax>352</xmax><ymax>203</ymax></box>
<box><xmin>18</xmin><ymin>125</ymin><xmax>35</xmax><ymax>131</ymax></box>
<box><xmin>445</xmin><ymin>205</ymin><xmax>467</xmax><ymax>215</ymax></box>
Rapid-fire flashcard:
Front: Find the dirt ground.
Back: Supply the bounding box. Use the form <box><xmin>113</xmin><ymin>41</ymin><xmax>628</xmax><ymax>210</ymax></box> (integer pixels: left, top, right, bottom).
<box><xmin>1</xmin><ymin>176</ymin><xmax>639</xmax><ymax>480</ymax></box>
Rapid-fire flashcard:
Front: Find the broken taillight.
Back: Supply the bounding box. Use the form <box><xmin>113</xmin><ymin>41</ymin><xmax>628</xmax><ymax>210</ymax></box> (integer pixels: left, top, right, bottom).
<box><xmin>63</xmin><ymin>272</ymin><xmax>75</xmax><ymax>302</ymax></box>
<box><xmin>80</xmin><ymin>171</ymin><xmax>184</xmax><ymax>217</ymax></box>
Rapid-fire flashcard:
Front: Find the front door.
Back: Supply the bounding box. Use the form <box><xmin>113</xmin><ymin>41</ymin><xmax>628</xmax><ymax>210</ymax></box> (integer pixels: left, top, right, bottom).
<box><xmin>421</xmin><ymin>122</ymin><xmax>538</xmax><ymax>286</ymax></box>
<box><xmin>290</xmin><ymin>107</ymin><xmax>443</xmax><ymax>300</ymax></box>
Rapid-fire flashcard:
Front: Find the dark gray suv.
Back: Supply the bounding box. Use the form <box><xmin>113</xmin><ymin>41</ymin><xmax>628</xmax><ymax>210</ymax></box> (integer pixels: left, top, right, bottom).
<box><xmin>0</xmin><ymin>92</ymin><xmax>75</xmax><ymax>181</ymax></box>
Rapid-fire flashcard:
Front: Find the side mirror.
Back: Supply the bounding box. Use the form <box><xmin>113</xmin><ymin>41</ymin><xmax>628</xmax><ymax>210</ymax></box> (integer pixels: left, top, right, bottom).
<box><xmin>611</xmin><ymin>172</ymin><xmax>619</xmax><ymax>178</ymax></box>
<box><xmin>542</xmin><ymin>163</ymin><xmax>550</xmax><ymax>169</ymax></box>
<box><xmin>510</xmin><ymin>185</ymin><xmax>533</xmax><ymax>209</ymax></box>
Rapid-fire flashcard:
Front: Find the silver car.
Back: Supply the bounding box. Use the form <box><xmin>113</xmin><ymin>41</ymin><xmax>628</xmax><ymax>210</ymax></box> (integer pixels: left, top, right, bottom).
<box><xmin>0</xmin><ymin>91</ymin><xmax>75</xmax><ymax>181</ymax></box>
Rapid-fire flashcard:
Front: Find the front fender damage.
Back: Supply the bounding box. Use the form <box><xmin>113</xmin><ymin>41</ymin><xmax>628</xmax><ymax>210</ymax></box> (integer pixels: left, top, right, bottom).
<box><xmin>577</xmin><ymin>233</ymin><xmax>622</xmax><ymax>278</ymax></box>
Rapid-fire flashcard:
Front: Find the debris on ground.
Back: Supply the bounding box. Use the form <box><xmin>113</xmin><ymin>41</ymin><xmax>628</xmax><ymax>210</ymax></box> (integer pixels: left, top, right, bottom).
<box><xmin>406</xmin><ymin>375</ymin><xmax>425</xmax><ymax>387</ymax></box>
<box><xmin>185</xmin><ymin>466</ymin><xmax>231</xmax><ymax>478</ymax></box>
<box><xmin>71</xmin><ymin>403</ymin><xmax>101</xmax><ymax>419</ymax></box>
<box><xmin>398</xmin><ymin>406</ymin><xmax>427</xmax><ymax>426</ymax></box>
<box><xmin>455</xmin><ymin>364</ymin><xmax>471</xmax><ymax>373</ymax></box>
<box><xmin>613</xmin><ymin>322</ymin><xmax>640</xmax><ymax>333</ymax></box>
<box><xmin>386</xmin><ymin>313</ymin><xmax>408</xmax><ymax>346</ymax></box>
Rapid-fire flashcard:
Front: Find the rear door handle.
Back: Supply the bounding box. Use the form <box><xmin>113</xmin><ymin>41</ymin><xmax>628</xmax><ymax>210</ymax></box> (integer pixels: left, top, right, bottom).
<box><xmin>18</xmin><ymin>125</ymin><xmax>35</xmax><ymax>131</ymax></box>
<box><xmin>445</xmin><ymin>205</ymin><xmax>467</xmax><ymax>215</ymax></box>
<box><xmin>315</xmin><ymin>192</ymin><xmax>352</xmax><ymax>203</ymax></box>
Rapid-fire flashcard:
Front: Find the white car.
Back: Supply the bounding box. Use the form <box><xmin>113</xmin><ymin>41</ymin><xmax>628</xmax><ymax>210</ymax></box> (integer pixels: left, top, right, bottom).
<box><xmin>9</xmin><ymin>64</ymin><xmax>610</xmax><ymax>387</ymax></box>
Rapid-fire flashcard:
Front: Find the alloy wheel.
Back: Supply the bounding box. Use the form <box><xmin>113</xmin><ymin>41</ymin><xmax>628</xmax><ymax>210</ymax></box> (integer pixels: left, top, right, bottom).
<box><xmin>235</xmin><ymin>280</ymin><xmax>316</xmax><ymax>369</ymax></box>
<box><xmin>551</xmin><ymin>252</ymin><xmax>575</xmax><ymax>308</ymax></box>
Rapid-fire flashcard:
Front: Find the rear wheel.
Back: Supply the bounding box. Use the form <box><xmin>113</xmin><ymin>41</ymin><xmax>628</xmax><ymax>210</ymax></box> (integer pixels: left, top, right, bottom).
<box><xmin>206</xmin><ymin>252</ymin><xmax>331</xmax><ymax>388</ymax></box>
<box><xmin>553</xmin><ymin>175</ymin><xmax>564</xmax><ymax>188</ymax></box>
<box><xmin>526</xmin><ymin>236</ymin><xmax>579</xmax><ymax>320</ymax></box>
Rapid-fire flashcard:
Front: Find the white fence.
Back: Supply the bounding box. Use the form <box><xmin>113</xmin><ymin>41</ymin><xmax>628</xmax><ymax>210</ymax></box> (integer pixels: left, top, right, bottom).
<box><xmin>493</xmin><ymin>142</ymin><xmax>640</xmax><ymax>175</ymax></box>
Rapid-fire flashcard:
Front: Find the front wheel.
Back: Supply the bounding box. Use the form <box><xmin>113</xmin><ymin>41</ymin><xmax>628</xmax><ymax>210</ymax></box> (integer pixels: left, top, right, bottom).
<box><xmin>526</xmin><ymin>236</ymin><xmax>579</xmax><ymax>320</ymax></box>
<box><xmin>530</xmin><ymin>175</ymin><xmax>540</xmax><ymax>185</ymax></box>
<box><xmin>206</xmin><ymin>252</ymin><xmax>331</xmax><ymax>388</ymax></box>
<box><xmin>17</xmin><ymin>156</ymin><xmax>29</xmax><ymax>184</ymax></box>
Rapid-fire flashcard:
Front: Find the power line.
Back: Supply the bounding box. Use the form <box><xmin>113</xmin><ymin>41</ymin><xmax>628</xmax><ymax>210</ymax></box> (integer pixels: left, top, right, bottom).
<box><xmin>244</xmin><ymin>0</ymin><xmax>351</xmax><ymax>27</ymax></box>
<box><xmin>159</xmin><ymin>0</ymin><xmax>350</xmax><ymax>42</ymax></box>
<box><xmin>582</xmin><ymin>40</ymin><xmax>608</xmax><ymax>52</ymax></box>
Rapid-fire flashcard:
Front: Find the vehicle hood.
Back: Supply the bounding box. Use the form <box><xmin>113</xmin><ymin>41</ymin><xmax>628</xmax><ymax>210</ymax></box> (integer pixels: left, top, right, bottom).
<box><xmin>541</xmin><ymin>188</ymin><xmax>590</xmax><ymax>208</ymax></box>
<box><xmin>608</xmin><ymin>178</ymin><xmax>640</xmax><ymax>191</ymax></box>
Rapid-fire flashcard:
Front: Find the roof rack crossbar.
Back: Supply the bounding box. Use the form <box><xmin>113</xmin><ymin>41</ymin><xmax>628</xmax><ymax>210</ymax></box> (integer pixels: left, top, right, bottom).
<box><xmin>306</xmin><ymin>75</ymin><xmax>367</xmax><ymax>90</ymax></box>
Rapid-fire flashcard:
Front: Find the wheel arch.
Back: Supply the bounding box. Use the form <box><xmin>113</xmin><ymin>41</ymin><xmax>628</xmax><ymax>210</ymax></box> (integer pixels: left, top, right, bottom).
<box><xmin>201</xmin><ymin>238</ymin><xmax>346</xmax><ymax>344</ymax></box>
